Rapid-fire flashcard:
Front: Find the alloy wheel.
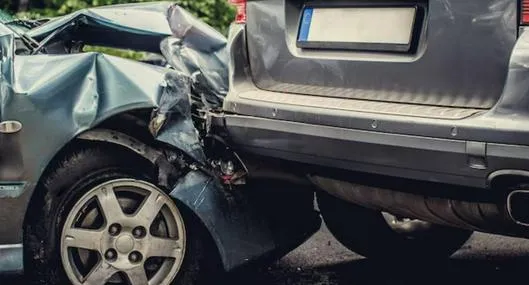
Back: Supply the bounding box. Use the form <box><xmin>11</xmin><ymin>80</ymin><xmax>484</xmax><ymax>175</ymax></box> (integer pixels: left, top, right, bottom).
<box><xmin>60</xmin><ymin>179</ymin><xmax>186</xmax><ymax>285</ymax></box>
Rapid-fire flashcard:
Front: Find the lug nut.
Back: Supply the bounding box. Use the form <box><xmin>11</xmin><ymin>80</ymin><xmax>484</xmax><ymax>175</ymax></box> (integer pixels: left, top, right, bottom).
<box><xmin>105</xmin><ymin>249</ymin><xmax>117</xmax><ymax>261</ymax></box>
<box><xmin>132</xmin><ymin>226</ymin><xmax>146</xmax><ymax>239</ymax></box>
<box><xmin>108</xmin><ymin>223</ymin><xmax>121</xmax><ymax>236</ymax></box>
<box><xmin>128</xmin><ymin>251</ymin><xmax>143</xmax><ymax>263</ymax></box>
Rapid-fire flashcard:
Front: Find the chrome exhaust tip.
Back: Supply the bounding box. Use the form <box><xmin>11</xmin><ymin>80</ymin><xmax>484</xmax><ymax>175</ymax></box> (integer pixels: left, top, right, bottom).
<box><xmin>507</xmin><ymin>190</ymin><xmax>529</xmax><ymax>226</ymax></box>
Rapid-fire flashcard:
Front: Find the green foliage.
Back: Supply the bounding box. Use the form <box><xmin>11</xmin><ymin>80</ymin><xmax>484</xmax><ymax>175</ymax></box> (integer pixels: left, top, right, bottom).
<box><xmin>0</xmin><ymin>1</ymin><xmax>13</xmax><ymax>11</ymax></box>
<box><xmin>176</xmin><ymin>0</ymin><xmax>235</xmax><ymax>35</ymax></box>
<box><xmin>16</xmin><ymin>8</ymin><xmax>57</xmax><ymax>19</ymax></box>
<box><xmin>83</xmin><ymin>45</ymin><xmax>146</xmax><ymax>60</ymax></box>
<box><xmin>0</xmin><ymin>9</ymin><xmax>15</xmax><ymax>21</ymax></box>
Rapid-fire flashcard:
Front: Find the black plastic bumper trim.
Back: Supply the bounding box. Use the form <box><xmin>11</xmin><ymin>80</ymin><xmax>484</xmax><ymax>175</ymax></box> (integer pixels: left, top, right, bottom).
<box><xmin>223</xmin><ymin>114</ymin><xmax>529</xmax><ymax>189</ymax></box>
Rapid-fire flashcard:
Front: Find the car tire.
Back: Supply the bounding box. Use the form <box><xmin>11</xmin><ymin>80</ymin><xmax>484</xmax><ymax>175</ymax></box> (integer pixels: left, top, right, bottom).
<box><xmin>317</xmin><ymin>191</ymin><xmax>472</xmax><ymax>261</ymax></box>
<box><xmin>24</xmin><ymin>144</ymin><xmax>218</xmax><ymax>285</ymax></box>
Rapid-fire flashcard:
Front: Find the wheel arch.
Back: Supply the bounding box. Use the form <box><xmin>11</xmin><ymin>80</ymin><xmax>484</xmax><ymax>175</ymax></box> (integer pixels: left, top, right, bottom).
<box><xmin>22</xmin><ymin>111</ymin><xmax>226</xmax><ymax>270</ymax></box>
<box><xmin>24</xmin><ymin>110</ymin><xmax>154</xmax><ymax>220</ymax></box>
<box><xmin>23</xmin><ymin>110</ymin><xmax>311</xmax><ymax>274</ymax></box>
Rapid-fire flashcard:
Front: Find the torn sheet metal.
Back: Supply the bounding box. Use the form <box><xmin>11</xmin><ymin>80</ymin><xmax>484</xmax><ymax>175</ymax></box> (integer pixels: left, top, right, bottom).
<box><xmin>154</xmin><ymin>4</ymin><xmax>229</xmax><ymax>159</ymax></box>
<box><xmin>151</xmin><ymin>70</ymin><xmax>206</xmax><ymax>163</ymax></box>
<box><xmin>170</xmin><ymin>171</ymin><xmax>276</xmax><ymax>270</ymax></box>
<box><xmin>170</xmin><ymin>170</ymin><xmax>321</xmax><ymax>271</ymax></box>
<box><xmin>162</xmin><ymin>4</ymin><xmax>228</xmax><ymax>104</ymax></box>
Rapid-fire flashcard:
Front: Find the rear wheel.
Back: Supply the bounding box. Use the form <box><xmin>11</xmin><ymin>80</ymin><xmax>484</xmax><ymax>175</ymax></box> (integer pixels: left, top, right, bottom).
<box><xmin>317</xmin><ymin>191</ymin><xmax>473</xmax><ymax>260</ymax></box>
<box><xmin>24</xmin><ymin>145</ymin><xmax>216</xmax><ymax>285</ymax></box>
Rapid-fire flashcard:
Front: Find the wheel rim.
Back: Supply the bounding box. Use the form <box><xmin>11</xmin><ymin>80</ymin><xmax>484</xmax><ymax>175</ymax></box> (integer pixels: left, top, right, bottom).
<box><xmin>60</xmin><ymin>179</ymin><xmax>186</xmax><ymax>285</ymax></box>
<box><xmin>382</xmin><ymin>212</ymin><xmax>433</xmax><ymax>236</ymax></box>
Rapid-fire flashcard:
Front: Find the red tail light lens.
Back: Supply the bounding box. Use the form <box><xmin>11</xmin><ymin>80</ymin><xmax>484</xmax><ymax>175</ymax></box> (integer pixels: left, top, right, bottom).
<box><xmin>522</xmin><ymin>0</ymin><xmax>529</xmax><ymax>25</ymax></box>
<box><xmin>229</xmin><ymin>0</ymin><xmax>247</xmax><ymax>24</ymax></box>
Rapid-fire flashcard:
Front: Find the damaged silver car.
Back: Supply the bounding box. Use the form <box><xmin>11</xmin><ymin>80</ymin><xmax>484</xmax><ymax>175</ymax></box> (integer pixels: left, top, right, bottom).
<box><xmin>0</xmin><ymin>2</ymin><xmax>320</xmax><ymax>284</ymax></box>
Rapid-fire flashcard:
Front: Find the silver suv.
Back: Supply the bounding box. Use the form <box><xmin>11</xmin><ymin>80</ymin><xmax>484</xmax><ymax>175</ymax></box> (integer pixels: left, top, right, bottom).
<box><xmin>223</xmin><ymin>0</ymin><xmax>529</xmax><ymax>259</ymax></box>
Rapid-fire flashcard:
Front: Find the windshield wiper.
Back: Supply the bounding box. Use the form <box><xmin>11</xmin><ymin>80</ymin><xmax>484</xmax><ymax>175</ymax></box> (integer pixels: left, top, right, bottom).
<box><xmin>31</xmin><ymin>21</ymin><xmax>76</xmax><ymax>55</ymax></box>
<box><xmin>0</xmin><ymin>12</ymin><xmax>42</xmax><ymax>52</ymax></box>
<box><xmin>19</xmin><ymin>32</ymin><xmax>40</xmax><ymax>50</ymax></box>
<box><xmin>3</xmin><ymin>18</ymin><xmax>39</xmax><ymax>29</ymax></box>
<box><xmin>1</xmin><ymin>21</ymin><xmax>40</xmax><ymax>51</ymax></box>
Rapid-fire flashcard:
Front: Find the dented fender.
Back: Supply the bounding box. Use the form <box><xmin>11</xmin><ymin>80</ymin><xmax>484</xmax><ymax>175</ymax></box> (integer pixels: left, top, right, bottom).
<box><xmin>170</xmin><ymin>171</ymin><xmax>278</xmax><ymax>271</ymax></box>
<box><xmin>76</xmin><ymin>129</ymin><xmax>282</xmax><ymax>271</ymax></box>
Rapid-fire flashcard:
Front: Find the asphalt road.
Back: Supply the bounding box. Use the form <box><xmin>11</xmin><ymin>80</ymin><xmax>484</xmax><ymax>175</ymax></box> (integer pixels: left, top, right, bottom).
<box><xmin>226</xmin><ymin>225</ymin><xmax>529</xmax><ymax>285</ymax></box>
<box><xmin>4</xmin><ymin>225</ymin><xmax>529</xmax><ymax>284</ymax></box>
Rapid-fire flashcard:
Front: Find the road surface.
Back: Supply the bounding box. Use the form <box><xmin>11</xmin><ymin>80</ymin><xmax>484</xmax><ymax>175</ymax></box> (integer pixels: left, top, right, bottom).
<box><xmin>227</xmin><ymin>225</ymin><xmax>529</xmax><ymax>285</ymax></box>
<box><xmin>3</xmin><ymin>225</ymin><xmax>529</xmax><ymax>284</ymax></box>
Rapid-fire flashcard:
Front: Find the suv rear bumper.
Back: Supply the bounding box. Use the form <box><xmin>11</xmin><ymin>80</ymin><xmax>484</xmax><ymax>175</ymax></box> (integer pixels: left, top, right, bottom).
<box><xmin>223</xmin><ymin>25</ymin><xmax>529</xmax><ymax>189</ymax></box>
<box><xmin>223</xmin><ymin>112</ymin><xmax>529</xmax><ymax>188</ymax></box>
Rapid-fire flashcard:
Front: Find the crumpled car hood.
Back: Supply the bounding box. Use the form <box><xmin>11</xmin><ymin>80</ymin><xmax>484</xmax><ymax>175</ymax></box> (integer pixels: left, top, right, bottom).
<box><xmin>0</xmin><ymin>2</ymin><xmax>228</xmax><ymax>172</ymax></box>
<box><xmin>27</xmin><ymin>2</ymin><xmax>174</xmax><ymax>40</ymax></box>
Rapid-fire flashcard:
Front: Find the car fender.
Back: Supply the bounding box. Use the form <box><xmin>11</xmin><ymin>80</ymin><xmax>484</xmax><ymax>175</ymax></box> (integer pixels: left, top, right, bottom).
<box><xmin>77</xmin><ymin>128</ymin><xmax>279</xmax><ymax>271</ymax></box>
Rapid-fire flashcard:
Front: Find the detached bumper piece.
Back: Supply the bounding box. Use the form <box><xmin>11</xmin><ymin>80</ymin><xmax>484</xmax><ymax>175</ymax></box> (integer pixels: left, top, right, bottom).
<box><xmin>171</xmin><ymin>170</ymin><xmax>320</xmax><ymax>271</ymax></box>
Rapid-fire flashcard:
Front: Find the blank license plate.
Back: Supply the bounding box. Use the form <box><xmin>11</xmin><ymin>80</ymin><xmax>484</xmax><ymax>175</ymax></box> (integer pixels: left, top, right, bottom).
<box><xmin>297</xmin><ymin>6</ymin><xmax>417</xmax><ymax>51</ymax></box>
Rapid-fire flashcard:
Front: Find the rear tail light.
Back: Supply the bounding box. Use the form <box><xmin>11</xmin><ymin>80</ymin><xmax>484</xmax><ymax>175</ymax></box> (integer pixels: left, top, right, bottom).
<box><xmin>522</xmin><ymin>0</ymin><xmax>529</xmax><ymax>25</ymax></box>
<box><xmin>229</xmin><ymin>0</ymin><xmax>247</xmax><ymax>24</ymax></box>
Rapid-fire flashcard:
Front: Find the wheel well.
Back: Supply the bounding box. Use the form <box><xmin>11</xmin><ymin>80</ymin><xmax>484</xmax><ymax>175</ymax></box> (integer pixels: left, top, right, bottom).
<box><xmin>95</xmin><ymin>109</ymin><xmax>154</xmax><ymax>143</ymax></box>
<box><xmin>23</xmin><ymin>110</ymin><xmax>223</xmax><ymax>270</ymax></box>
<box><xmin>25</xmin><ymin>110</ymin><xmax>154</xmax><ymax>222</ymax></box>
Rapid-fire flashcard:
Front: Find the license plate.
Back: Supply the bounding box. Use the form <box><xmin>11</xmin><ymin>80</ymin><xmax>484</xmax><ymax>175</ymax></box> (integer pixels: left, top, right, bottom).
<box><xmin>297</xmin><ymin>6</ymin><xmax>417</xmax><ymax>52</ymax></box>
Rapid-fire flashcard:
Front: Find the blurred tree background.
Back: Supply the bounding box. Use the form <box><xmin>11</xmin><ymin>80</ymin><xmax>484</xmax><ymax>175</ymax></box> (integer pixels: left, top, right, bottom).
<box><xmin>0</xmin><ymin>0</ymin><xmax>235</xmax><ymax>34</ymax></box>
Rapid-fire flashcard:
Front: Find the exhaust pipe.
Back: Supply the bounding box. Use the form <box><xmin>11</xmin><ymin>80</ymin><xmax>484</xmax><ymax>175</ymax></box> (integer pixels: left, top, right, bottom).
<box><xmin>310</xmin><ymin>175</ymin><xmax>529</xmax><ymax>237</ymax></box>
<box><xmin>0</xmin><ymin>120</ymin><xmax>24</xmax><ymax>182</ymax></box>
<box><xmin>507</xmin><ymin>190</ymin><xmax>529</xmax><ymax>226</ymax></box>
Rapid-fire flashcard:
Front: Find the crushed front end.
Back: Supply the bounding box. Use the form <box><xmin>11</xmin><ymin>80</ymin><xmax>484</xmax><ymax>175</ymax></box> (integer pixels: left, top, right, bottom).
<box><xmin>0</xmin><ymin>2</ymin><xmax>320</xmax><ymax>273</ymax></box>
